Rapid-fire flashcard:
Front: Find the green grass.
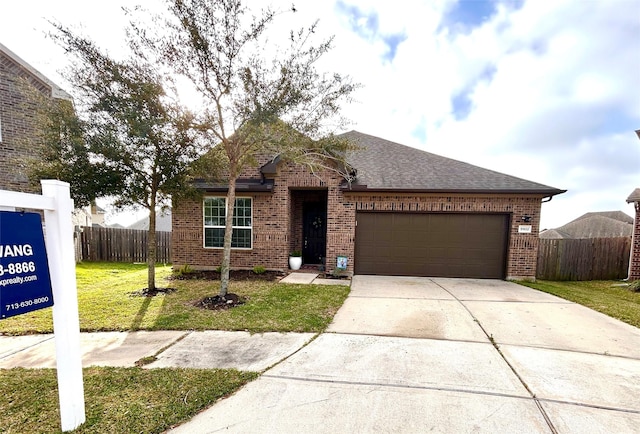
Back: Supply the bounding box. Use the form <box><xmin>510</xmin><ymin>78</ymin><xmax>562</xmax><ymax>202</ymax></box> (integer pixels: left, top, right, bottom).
<box><xmin>1</xmin><ymin>367</ymin><xmax>257</xmax><ymax>434</ymax></box>
<box><xmin>518</xmin><ymin>280</ymin><xmax>640</xmax><ymax>328</ymax></box>
<box><xmin>0</xmin><ymin>262</ymin><xmax>350</xmax><ymax>335</ymax></box>
<box><xmin>1</xmin><ymin>263</ymin><xmax>346</xmax><ymax>433</ymax></box>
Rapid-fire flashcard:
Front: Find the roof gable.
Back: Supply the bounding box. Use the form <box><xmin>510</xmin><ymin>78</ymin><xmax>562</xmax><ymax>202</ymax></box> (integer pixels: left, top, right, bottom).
<box><xmin>341</xmin><ymin>131</ymin><xmax>564</xmax><ymax>195</ymax></box>
<box><xmin>0</xmin><ymin>42</ymin><xmax>71</xmax><ymax>100</ymax></box>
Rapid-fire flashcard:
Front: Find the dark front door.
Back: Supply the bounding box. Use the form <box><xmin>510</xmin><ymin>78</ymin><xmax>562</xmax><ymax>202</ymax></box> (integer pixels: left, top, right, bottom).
<box><xmin>303</xmin><ymin>202</ymin><xmax>327</xmax><ymax>264</ymax></box>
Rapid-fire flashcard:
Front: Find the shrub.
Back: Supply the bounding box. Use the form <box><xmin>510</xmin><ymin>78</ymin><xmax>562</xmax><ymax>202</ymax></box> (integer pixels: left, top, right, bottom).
<box><xmin>253</xmin><ymin>265</ymin><xmax>266</xmax><ymax>275</ymax></box>
<box><xmin>174</xmin><ymin>264</ymin><xmax>194</xmax><ymax>277</ymax></box>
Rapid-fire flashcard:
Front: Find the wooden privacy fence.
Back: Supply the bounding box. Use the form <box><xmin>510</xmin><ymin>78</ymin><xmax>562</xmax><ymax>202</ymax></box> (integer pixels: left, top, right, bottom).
<box><xmin>79</xmin><ymin>226</ymin><xmax>171</xmax><ymax>263</ymax></box>
<box><xmin>537</xmin><ymin>237</ymin><xmax>631</xmax><ymax>281</ymax></box>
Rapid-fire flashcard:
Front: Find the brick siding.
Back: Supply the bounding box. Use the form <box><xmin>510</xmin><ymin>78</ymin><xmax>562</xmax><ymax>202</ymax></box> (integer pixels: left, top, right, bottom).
<box><xmin>0</xmin><ymin>50</ymin><xmax>53</xmax><ymax>194</ymax></box>
<box><xmin>174</xmin><ymin>158</ymin><xmax>546</xmax><ymax>280</ymax></box>
<box><xmin>630</xmin><ymin>203</ymin><xmax>640</xmax><ymax>281</ymax></box>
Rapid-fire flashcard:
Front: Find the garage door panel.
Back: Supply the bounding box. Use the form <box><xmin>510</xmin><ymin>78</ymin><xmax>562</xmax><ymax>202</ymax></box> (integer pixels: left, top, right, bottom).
<box><xmin>355</xmin><ymin>212</ymin><xmax>509</xmax><ymax>279</ymax></box>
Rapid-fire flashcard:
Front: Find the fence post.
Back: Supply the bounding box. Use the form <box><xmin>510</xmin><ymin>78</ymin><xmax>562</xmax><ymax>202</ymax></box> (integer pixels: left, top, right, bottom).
<box><xmin>41</xmin><ymin>180</ymin><xmax>86</xmax><ymax>431</ymax></box>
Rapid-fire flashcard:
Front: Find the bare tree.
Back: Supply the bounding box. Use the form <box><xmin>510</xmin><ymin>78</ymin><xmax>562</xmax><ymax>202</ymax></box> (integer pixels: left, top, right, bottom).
<box><xmin>133</xmin><ymin>0</ymin><xmax>359</xmax><ymax>297</ymax></box>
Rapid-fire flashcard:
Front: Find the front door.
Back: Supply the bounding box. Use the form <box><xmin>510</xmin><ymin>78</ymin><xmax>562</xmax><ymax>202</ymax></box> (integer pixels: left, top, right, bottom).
<box><xmin>302</xmin><ymin>202</ymin><xmax>327</xmax><ymax>264</ymax></box>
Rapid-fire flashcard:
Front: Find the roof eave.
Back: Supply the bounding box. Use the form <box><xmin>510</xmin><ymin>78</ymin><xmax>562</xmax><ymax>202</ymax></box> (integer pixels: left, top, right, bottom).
<box><xmin>626</xmin><ymin>188</ymin><xmax>640</xmax><ymax>203</ymax></box>
<box><xmin>193</xmin><ymin>179</ymin><xmax>275</xmax><ymax>193</ymax></box>
<box><xmin>0</xmin><ymin>42</ymin><xmax>73</xmax><ymax>101</ymax></box>
<box><xmin>341</xmin><ymin>185</ymin><xmax>567</xmax><ymax>196</ymax></box>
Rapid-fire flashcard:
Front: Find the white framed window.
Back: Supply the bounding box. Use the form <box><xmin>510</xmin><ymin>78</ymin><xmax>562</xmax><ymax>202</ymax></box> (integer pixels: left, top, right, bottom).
<box><xmin>203</xmin><ymin>197</ymin><xmax>252</xmax><ymax>249</ymax></box>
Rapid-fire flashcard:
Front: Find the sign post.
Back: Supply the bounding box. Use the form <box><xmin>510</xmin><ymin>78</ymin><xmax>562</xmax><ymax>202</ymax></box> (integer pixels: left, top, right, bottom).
<box><xmin>0</xmin><ymin>180</ymin><xmax>85</xmax><ymax>431</ymax></box>
<box><xmin>42</xmin><ymin>180</ymin><xmax>85</xmax><ymax>431</ymax></box>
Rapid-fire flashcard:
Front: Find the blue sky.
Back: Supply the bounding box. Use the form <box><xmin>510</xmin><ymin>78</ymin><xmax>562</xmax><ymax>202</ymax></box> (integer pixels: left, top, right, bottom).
<box><xmin>1</xmin><ymin>0</ymin><xmax>639</xmax><ymax>229</ymax></box>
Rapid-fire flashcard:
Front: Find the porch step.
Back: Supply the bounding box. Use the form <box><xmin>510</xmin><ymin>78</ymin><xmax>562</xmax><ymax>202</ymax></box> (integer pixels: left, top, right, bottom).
<box><xmin>280</xmin><ymin>273</ymin><xmax>319</xmax><ymax>284</ymax></box>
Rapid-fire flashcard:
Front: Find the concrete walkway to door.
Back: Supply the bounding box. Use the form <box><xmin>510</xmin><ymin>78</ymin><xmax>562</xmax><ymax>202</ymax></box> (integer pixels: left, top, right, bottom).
<box><xmin>170</xmin><ymin>275</ymin><xmax>640</xmax><ymax>433</ymax></box>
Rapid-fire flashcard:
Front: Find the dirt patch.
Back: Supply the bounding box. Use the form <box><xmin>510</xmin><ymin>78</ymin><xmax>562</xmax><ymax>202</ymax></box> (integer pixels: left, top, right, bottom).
<box><xmin>319</xmin><ymin>273</ymin><xmax>351</xmax><ymax>281</ymax></box>
<box><xmin>172</xmin><ymin>270</ymin><xmax>284</xmax><ymax>281</ymax></box>
<box><xmin>129</xmin><ymin>287</ymin><xmax>177</xmax><ymax>297</ymax></box>
<box><xmin>194</xmin><ymin>293</ymin><xmax>245</xmax><ymax>310</ymax></box>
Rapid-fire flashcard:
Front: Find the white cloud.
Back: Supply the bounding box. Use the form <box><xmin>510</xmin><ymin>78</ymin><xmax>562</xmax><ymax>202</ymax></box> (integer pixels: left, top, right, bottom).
<box><xmin>1</xmin><ymin>0</ymin><xmax>638</xmax><ymax>229</ymax></box>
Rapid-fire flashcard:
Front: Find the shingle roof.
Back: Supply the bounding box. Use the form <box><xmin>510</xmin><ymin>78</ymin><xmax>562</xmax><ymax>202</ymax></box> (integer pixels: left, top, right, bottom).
<box><xmin>573</xmin><ymin>211</ymin><xmax>633</xmax><ymax>224</ymax></box>
<box><xmin>539</xmin><ymin>228</ymin><xmax>573</xmax><ymax>239</ymax></box>
<box><xmin>341</xmin><ymin>131</ymin><xmax>565</xmax><ymax>195</ymax></box>
<box><xmin>627</xmin><ymin>188</ymin><xmax>640</xmax><ymax>203</ymax></box>
<box><xmin>542</xmin><ymin>211</ymin><xmax>633</xmax><ymax>239</ymax></box>
<box><xmin>128</xmin><ymin>211</ymin><xmax>173</xmax><ymax>232</ymax></box>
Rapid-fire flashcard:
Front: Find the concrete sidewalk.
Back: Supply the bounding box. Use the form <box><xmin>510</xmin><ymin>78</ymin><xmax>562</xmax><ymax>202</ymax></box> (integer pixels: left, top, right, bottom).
<box><xmin>171</xmin><ymin>275</ymin><xmax>640</xmax><ymax>433</ymax></box>
<box><xmin>0</xmin><ymin>330</ymin><xmax>315</xmax><ymax>371</ymax></box>
<box><xmin>279</xmin><ymin>271</ymin><xmax>351</xmax><ymax>286</ymax></box>
<box><xmin>0</xmin><ymin>272</ymin><xmax>341</xmax><ymax>370</ymax></box>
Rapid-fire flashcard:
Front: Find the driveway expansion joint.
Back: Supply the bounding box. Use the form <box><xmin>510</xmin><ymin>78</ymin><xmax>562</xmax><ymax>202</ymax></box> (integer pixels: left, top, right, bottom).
<box><xmin>537</xmin><ymin>397</ymin><xmax>640</xmax><ymax>416</ymax></box>
<box><xmin>261</xmin><ymin>373</ymin><xmax>534</xmax><ymax>401</ymax></box>
<box><xmin>432</xmin><ymin>279</ymin><xmax>559</xmax><ymax>434</ymax></box>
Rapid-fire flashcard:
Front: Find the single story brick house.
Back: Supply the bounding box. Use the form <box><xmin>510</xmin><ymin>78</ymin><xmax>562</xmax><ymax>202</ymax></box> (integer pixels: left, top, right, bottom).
<box><xmin>172</xmin><ymin>131</ymin><xmax>565</xmax><ymax>280</ymax></box>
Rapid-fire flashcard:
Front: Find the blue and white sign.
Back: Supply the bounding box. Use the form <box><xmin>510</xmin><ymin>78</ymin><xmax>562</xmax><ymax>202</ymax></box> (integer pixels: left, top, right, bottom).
<box><xmin>0</xmin><ymin>211</ymin><xmax>54</xmax><ymax>319</ymax></box>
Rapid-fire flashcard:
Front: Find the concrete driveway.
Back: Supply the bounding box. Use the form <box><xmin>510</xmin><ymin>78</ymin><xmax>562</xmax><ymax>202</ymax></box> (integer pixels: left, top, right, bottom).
<box><xmin>171</xmin><ymin>276</ymin><xmax>640</xmax><ymax>433</ymax></box>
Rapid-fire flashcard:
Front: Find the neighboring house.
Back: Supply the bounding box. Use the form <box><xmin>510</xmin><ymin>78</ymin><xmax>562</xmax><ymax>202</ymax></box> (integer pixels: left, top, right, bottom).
<box><xmin>71</xmin><ymin>206</ymin><xmax>92</xmax><ymax>228</ymax></box>
<box><xmin>91</xmin><ymin>204</ymin><xmax>107</xmax><ymax>227</ymax></box>
<box><xmin>540</xmin><ymin>211</ymin><xmax>633</xmax><ymax>239</ymax></box>
<box><xmin>172</xmin><ymin>131</ymin><xmax>564</xmax><ymax>280</ymax></box>
<box><xmin>627</xmin><ymin>188</ymin><xmax>640</xmax><ymax>281</ymax></box>
<box><xmin>0</xmin><ymin>42</ymin><xmax>72</xmax><ymax>194</ymax></box>
<box><xmin>128</xmin><ymin>210</ymin><xmax>172</xmax><ymax>232</ymax></box>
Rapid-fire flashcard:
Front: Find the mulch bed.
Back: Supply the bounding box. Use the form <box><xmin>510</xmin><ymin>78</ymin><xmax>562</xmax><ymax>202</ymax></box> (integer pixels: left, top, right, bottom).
<box><xmin>319</xmin><ymin>273</ymin><xmax>351</xmax><ymax>280</ymax></box>
<box><xmin>194</xmin><ymin>293</ymin><xmax>245</xmax><ymax>310</ymax></box>
<box><xmin>174</xmin><ymin>269</ymin><xmax>283</xmax><ymax>310</ymax></box>
<box><xmin>171</xmin><ymin>269</ymin><xmax>284</xmax><ymax>282</ymax></box>
<box><xmin>129</xmin><ymin>287</ymin><xmax>177</xmax><ymax>297</ymax></box>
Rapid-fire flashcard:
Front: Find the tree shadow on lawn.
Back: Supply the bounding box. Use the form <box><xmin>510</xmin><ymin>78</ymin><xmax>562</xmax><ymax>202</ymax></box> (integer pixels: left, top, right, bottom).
<box><xmin>130</xmin><ymin>294</ymin><xmax>152</xmax><ymax>331</ymax></box>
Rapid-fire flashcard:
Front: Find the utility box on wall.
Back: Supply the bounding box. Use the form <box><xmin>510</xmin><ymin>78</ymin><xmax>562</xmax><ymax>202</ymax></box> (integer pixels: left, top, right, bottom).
<box><xmin>336</xmin><ymin>255</ymin><xmax>348</xmax><ymax>270</ymax></box>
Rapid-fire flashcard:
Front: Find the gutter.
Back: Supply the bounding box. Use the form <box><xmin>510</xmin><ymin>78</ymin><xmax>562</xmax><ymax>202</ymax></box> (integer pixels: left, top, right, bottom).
<box><xmin>340</xmin><ymin>185</ymin><xmax>567</xmax><ymax>197</ymax></box>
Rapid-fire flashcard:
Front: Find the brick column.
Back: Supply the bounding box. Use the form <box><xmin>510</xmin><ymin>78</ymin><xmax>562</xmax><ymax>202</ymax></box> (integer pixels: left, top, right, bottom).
<box><xmin>630</xmin><ymin>202</ymin><xmax>640</xmax><ymax>281</ymax></box>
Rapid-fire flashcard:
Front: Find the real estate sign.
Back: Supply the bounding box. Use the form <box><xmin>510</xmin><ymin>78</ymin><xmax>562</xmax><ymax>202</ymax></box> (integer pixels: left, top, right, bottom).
<box><xmin>0</xmin><ymin>211</ymin><xmax>54</xmax><ymax>319</ymax></box>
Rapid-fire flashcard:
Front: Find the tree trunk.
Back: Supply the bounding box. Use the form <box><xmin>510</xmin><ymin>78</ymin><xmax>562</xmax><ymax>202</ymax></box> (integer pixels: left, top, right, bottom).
<box><xmin>147</xmin><ymin>198</ymin><xmax>157</xmax><ymax>291</ymax></box>
<box><xmin>220</xmin><ymin>176</ymin><xmax>237</xmax><ymax>297</ymax></box>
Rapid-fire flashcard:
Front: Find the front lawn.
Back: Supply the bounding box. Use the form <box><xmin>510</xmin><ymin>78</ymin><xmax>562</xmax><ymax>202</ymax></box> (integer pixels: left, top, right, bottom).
<box><xmin>518</xmin><ymin>280</ymin><xmax>640</xmax><ymax>328</ymax></box>
<box><xmin>0</xmin><ymin>262</ymin><xmax>348</xmax><ymax>433</ymax></box>
<box><xmin>1</xmin><ymin>367</ymin><xmax>257</xmax><ymax>434</ymax></box>
<box><xmin>0</xmin><ymin>262</ymin><xmax>350</xmax><ymax>335</ymax></box>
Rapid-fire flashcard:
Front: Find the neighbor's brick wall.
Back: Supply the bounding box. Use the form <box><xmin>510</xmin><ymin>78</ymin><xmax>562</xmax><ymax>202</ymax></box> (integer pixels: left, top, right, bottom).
<box><xmin>630</xmin><ymin>203</ymin><xmax>640</xmax><ymax>281</ymax></box>
<box><xmin>0</xmin><ymin>50</ymin><xmax>53</xmax><ymax>193</ymax></box>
